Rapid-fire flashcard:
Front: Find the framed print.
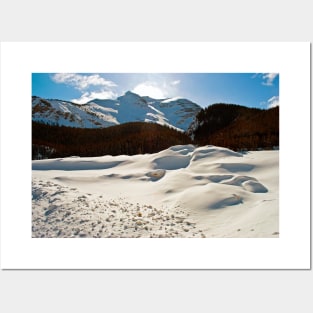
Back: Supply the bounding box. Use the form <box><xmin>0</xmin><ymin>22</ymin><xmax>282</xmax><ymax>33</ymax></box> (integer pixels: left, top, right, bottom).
<box><xmin>0</xmin><ymin>42</ymin><xmax>310</xmax><ymax>269</ymax></box>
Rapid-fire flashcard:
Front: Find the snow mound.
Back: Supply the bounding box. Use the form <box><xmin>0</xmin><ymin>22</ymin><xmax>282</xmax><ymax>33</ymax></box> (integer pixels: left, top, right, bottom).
<box><xmin>242</xmin><ymin>180</ymin><xmax>268</xmax><ymax>193</ymax></box>
<box><xmin>32</xmin><ymin>145</ymin><xmax>279</xmax><ymax>238</ymax></box>
<box><xmin>32</xmin><ymin>158</ymin><xmax>125</xmax><ymax>171</ymax></box>
<box><xmin>211</xmin><ymin>194</ymin><xmax>243</xmax><ymax>209</ymax></box>
<box><xmin>222</xmin><ymin>175</ymin><xmax>268</xmax><ymax>193</ymax></box>
<box><xmin>218</xmin><ymin>163</ymin><xmax>254</xmax><ymax>172</ymax></box>
<box><xmin>169</xmin><ymin>144</ymin><xmax>195</xmax><ymax>155</ymax></box>
<box><xmin>153</xmin><ymin>155</ymin><xmax>191</xmax><ymax>170</ymax></box>
<box><xmin>146</xmin><ymin>169</ymin><xmax>166</xmax><ymax>181</ymax></box>
<box><xmin>207</xmin><ymin>175</ymin><xmax>233</xmax><ymax>183</ymax></box>
<box><xmin>191</xmin><ymin>146</ymin><xmax>242</xmax><ymax>162</ymax></box>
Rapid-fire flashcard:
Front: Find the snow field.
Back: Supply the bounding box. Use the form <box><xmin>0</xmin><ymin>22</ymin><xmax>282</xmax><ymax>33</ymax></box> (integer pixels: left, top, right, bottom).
<box><xmin>32</xmin><ymin>180</ymin><xmax>204</xmax><ymax>238</ymax></box>
<box><xmin>32</xmin><ymin>145</ymin><xmax>279</xmax><ymax>238</ymax></box>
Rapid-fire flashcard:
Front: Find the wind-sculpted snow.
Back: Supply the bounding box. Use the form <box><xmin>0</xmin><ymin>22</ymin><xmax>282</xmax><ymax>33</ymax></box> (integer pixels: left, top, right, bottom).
<box><xmin>32</xmin><ymin>158</ymin><xmax>126</xmax><ymax>171</ymax></box>
<box><xmin>32</xmin><ymin>145</ymin><xmax>279</xmax><ymax>238</ymax></box>
<box><xmin>153</xmin><ymin>155</ymin><xmax>191</xmax><ymax>170</ymax></box>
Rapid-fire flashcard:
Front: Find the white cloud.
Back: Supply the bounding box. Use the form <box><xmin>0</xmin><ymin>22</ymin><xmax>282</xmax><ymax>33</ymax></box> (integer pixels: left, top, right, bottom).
<box><xmin>252</xmin><ymin>73</ymin><xmax>279</xmax><ymax>86</ymax></box>
<box><xmin>52</xmin><ymin>73</ymin><xmax>117</xmax><ymax>91</ymax></box>
<box><xmin>71</xmin><ymin>90</ymin><xmax>117</xmax><ymax>104</ymax></box>
<box><xmin>262</xmin><ymin>73</ymin><xmax>278</xmax><ymax>86</ymax></box>
<box><xmin>51</xmin><ymin>73</ymin><xmax>118</xmax><ymax>104</ymax></box>
<box><xmin>170</xmin><ymin>80</ymin><xmax>180</xmax><ymax>86</ymax></box>
<box><xmin>267</xmin><ymin>96</ymin><xmax>279</xmax><ymax>108</ymax></box>
<box><xmin>132</xmin><ymin>82</ymin><xmax>167</xmax><ymax>99</ymax></box>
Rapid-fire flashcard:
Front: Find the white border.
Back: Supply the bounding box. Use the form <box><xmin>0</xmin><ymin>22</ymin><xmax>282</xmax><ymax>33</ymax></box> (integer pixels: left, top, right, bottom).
<box><xmin>0</xmin><ymin>42</ymin><xmax>310</xmax><ymax>269</ymax></box>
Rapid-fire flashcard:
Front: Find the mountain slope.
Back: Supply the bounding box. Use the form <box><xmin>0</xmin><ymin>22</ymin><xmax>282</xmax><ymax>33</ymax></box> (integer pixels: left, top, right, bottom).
<box><xmin>32</xmin><ymin>91</ymin><xmax>201</xmax><ymax>131</ymax></box>
<box><xmin>32</xmin><ymin>96</ymin><xmax>118</xmax><ymax>128</ymax></box>
<box><xmin>188</xmin><ymin>103</ymin><xmax>279</xmax><ymax>150</ymax></box>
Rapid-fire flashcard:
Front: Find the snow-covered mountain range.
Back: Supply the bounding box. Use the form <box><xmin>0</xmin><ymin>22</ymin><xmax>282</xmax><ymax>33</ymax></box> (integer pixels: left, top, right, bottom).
<box><xmin>32</xmin><ymin>91</ymin><xmax>201</xmax><ymax>131</ymax></box>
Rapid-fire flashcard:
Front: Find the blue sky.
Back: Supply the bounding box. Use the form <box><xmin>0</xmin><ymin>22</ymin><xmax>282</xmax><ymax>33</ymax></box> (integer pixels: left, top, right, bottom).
<box><xmin>32</xmin><ymin>73</ymin><xmax>279</xmax><ymax>109</ymax></box>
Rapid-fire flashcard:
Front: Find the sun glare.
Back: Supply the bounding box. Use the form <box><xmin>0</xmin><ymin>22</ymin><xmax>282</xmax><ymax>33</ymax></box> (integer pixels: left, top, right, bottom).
<box><xmin>132</xmin><ymin>82</ymin><xmax>167</xmax><ymax>99</ymax></box>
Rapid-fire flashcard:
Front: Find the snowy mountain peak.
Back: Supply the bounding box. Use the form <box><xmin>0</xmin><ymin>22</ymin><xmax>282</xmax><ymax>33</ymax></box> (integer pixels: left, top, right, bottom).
<box><xmin>32</xmin><ymin>92</ymin><xmax>202</xmax><ymax>131</ymax></box>
<box><xmin>124</xmin><ymin>90</ymin><xmax>141</xmax><ymax>97</ymax></box>
<box><xmin>118</xmin><ymin>91</ymin><xmax>139</xmax><ymax>100</ymax></box>
<box><xmin>118</xmin><ymin>91</ymin><xmax>149</xmax><ymax>108</ymax></box>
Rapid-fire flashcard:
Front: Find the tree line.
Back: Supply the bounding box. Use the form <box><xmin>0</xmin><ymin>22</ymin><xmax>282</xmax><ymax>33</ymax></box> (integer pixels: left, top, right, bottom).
<box><xmin>32</xmin><ymin>121</ymin><xmax>192</xmax><ymax>159</ymax></box>
<box><xmin>191</xmin><ymin>104</ymin><xmax>279</xmax><ymax>150</ymax></box>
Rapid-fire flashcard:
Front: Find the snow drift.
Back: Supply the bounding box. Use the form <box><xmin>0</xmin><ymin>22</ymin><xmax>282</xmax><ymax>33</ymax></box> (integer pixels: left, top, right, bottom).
<box><xmin>32</xmin><ymin>145</ymin><xmax>279</xmax><ymax>238</ymax></box>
